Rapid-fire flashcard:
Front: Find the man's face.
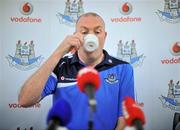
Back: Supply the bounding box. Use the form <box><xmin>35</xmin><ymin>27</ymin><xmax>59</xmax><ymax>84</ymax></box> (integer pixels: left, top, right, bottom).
<box><xmin>76</xmin><ymin>15</ymin><xmax>107</xmax><ymax>55</ymax></box>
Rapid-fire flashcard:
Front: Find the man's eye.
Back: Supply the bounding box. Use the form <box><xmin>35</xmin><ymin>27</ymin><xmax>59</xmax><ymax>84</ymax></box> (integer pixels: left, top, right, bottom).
<box><xmin>95</xmin><ymin>31</ymin><xmax>100</xmax><ymax>34</ymax></box>
<box><xmin>81</xmin><ymin>32</ymin><xmax>88</xmax><ymax>34</ymax></box>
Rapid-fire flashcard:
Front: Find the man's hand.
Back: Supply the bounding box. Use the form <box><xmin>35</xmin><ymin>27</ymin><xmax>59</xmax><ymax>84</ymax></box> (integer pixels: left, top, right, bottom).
<box><xmin>116</xmin><ymin>116</ymin><xmax>126</xmax><ymax>130</ymax></box>
<box><xmin>116</xmin><ymin>102</ymin><xmax>145</xmax><ymax>130</ymax></box>
<box><xmin>18</xmin><ymin>33</ymin><xmax>83</xmax><ymax>107</ymax></box>
<box><xmin>57</xmin><ymin>32</ymin><xmax>84</xmax><ymax>55</ymax></box>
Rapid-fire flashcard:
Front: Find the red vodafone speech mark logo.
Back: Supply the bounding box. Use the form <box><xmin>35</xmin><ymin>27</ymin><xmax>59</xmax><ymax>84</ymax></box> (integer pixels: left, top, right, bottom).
<box><xmin>120</xmin><ymin>2</ymin><xmax>133</xmax><ymax>15</ymax></box>
<box><xmin>170</xmin><ymin>41</ymin><xmax>180</xmax><ymax>56</ymax></box>
<box><xmin>20</xmin><ymin>2</ymin><xmax>33</xmax><ymax>15</ymax></box>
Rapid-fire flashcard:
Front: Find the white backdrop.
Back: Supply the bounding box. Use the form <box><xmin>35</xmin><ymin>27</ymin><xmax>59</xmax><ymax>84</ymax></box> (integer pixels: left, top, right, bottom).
<box><xmin>0</xmin><ymin>0</ymin><xmax>180</xmax><ymax>130</ymax></box>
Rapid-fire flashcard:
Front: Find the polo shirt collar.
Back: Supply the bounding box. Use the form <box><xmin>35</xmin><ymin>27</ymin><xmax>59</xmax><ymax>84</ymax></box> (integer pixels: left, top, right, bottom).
<box><xmin>70</xmin><ymin>50</ymin><xmax>113</xmax><ymax>66</ymax></box>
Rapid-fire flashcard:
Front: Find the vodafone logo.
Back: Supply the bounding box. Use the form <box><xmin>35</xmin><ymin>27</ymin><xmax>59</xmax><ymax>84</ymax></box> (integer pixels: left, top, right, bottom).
<box><xmin>161</xmin><ymin>41</ymin><xmax>180</xmax><ymax>64</ymax></box>
<box><xmin>8</xmin><ymin>103</ymin><xmax>41</xmax><ymax>109</ymax></box>
<box><xmin>61</xmin><ymin>76</ymin><xmax>65</xmax><ymax>80</ymax></box>
<box><xmin>10</xmin><ymin>2</ymin><xmax>42</xmax><ymax>23</ymax></box>
<box><xmin>170</xmin><ymin>41</ymin><xmax>180</xmax><ymax>56</ymax></box>
<box><xmin>111</xmin><ymin>2</ymin><xmax>142</xmax><ymax>23</ymax></box>
<box><xmin>119</xmin><ymin>2</ymin><xmax>133</xmax><ymax>15</ymax></box>
<box><xmin>20</xmin><ymin>2</ymin><xmax>33</xmax><ymax>15</ymax></box>
<box><xmin>17</xmin><ymin>127</ymin><xmax>33</xmax><ymax>130</ymax></box>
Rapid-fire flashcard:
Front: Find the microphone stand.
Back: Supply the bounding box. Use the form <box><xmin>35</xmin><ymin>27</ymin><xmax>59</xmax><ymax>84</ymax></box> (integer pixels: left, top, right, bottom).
<box><xmin>88</xmin><ymin>98</ymin><xmax>96</xmax><ymax>130</ymax></box>
<box><xmin>88</xmin><ymin>106</ymin><xmax>94</xmax><ymax>130</ymax></box>
<box><xmin>133</xmin><ymin>119</ymin><xmax>143</xmax><ymax>130</ymax></box>
<box><xmin>46</xmin><ymin>117</ymin><xmax>60</xmax><ymax>130</ymax></box>
<box><xmin>85</xmin><ymin>84</ymin><xmax>96</xmax><ymax>130</ymax></box>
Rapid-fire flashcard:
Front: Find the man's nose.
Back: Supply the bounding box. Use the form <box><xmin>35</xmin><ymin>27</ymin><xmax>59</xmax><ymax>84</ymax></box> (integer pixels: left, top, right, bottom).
<box><xmin>88</xmin><ymin>31</ymin><xmax>96</xmax><ymax>35</ymax></box>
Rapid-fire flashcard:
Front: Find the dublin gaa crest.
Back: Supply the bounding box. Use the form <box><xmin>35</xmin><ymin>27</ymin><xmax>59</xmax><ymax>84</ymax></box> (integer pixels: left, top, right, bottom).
<box><xmin>156</xmin><ymin>0</ymin><xmax>180</xmax><ymax>23</ymax></box>
<box><xmin>159</xmin><ymin>80</ymin><xmax>180</xmax><ymax>111</ymax></box>
<box><xmin>6</xmin><ymin>40</ymin><xmax>43</xmax><ymax>71</ymax></box>
<box><xmin>56</xmin><ymin>0</ymin><xmax>84</xmax><ymax>27</ymax></box>
<box><xmin>116</xmin><ymin>40</ymin><xmax>145</xmax><ymax>67</ymax></box>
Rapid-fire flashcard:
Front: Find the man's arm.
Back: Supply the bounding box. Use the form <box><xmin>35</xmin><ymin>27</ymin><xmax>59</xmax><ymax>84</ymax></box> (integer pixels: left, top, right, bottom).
<box><xmin>116</xmin><ymin>64</ymin><xmax>135</xmax><ymax>130</ymax></box>
<box><xmin>115</xmin><ymin>117</ymin><xmax>126</xmax><ymax>130</ymax></box>
<box><xmin>18</xmin><ymin>33</ymin><xmax>83</xmax><ymax>107</ymax></box>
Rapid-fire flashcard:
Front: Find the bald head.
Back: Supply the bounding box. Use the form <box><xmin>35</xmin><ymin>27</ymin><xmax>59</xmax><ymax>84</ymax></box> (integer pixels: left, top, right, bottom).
<box><xmin>76</xmin><ymin>12</ymin><xmax>105</xmax><ymax>29</ymax></box>
<box><xmin>74</xmin><ymin>12</ymin><xmax>107</xmax><ymax>65</ymax></box>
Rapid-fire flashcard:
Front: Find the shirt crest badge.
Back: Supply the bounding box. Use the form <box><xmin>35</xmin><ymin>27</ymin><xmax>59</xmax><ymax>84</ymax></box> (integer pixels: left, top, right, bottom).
<box><xmin>105</xmin><ymin>74</ymin><xmax>119</xmax><ymax>84</ymax></box>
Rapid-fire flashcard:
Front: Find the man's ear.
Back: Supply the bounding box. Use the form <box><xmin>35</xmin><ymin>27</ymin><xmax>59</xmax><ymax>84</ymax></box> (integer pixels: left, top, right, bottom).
<box><xmin>105</xmin><ymin>32</ymin><xmax>107</xmax><ymax>39</ymax></box>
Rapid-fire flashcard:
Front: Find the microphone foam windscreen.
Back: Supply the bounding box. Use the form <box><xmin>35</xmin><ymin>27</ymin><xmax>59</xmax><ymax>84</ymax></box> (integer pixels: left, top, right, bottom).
<box><xmin>47</xmin><ymin>98</ymin><xmax>72</xmax><ymax>126</ymax></box>
<box><xmin>123</xmin><ymin>96</ymin><xmax>145</xmax><ymax>126</ymax></box>
<box><xmin>77</xmin><ymin>66</ymin><xmax>100</xmax><ymax>92</ymax></box>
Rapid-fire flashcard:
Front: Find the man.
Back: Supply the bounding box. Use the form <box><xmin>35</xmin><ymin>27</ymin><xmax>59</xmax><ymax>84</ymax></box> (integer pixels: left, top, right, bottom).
<box><xmin>18</xmin><ymin>12</ymin><xmax>135</xmax><ymax>130</ymax></box>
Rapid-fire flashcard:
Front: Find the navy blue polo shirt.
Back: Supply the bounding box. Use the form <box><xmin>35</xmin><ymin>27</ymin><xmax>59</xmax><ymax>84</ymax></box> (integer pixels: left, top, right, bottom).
<box><xmin>41</xmin><ymin>50</ymin><xmax>135</xmax><ymax>130</ymax></box>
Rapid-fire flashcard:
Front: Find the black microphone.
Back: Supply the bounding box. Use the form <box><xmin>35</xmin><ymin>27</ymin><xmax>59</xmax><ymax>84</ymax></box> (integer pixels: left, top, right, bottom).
<box><xmin>46</xmin><ymin>98</ymin><xmax>72</xmax><ymax>130</ymax></box>
<box><xmin>173</xmin><ymin>112</ymin><xmax>180</xmax><ymax>130</ymax></box>
<box><xmin>175</xmin><ymin>122</ymin><xmax>180</xmax><ymax>130</ymax></box>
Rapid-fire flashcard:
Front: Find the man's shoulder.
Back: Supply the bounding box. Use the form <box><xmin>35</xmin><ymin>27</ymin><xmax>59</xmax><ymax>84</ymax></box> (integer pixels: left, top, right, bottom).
<box><xmin>109</xmin><ymin>55</ymin><xmax>129</xmax><ymax>65</ymax></box>
<box><xmin>104</xmin><ymin>50</ymin><xmax>129</xmax><ymax>66</ymax></box>
<box><xmin>58</xmin><ymin>53</ymin><xmax>76</xmax><ymax>65</ymax></box>
<box><xmin>53</xmin><ymin>53</ymin><xmax>76</xmax><ymax>73</ymax></box>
